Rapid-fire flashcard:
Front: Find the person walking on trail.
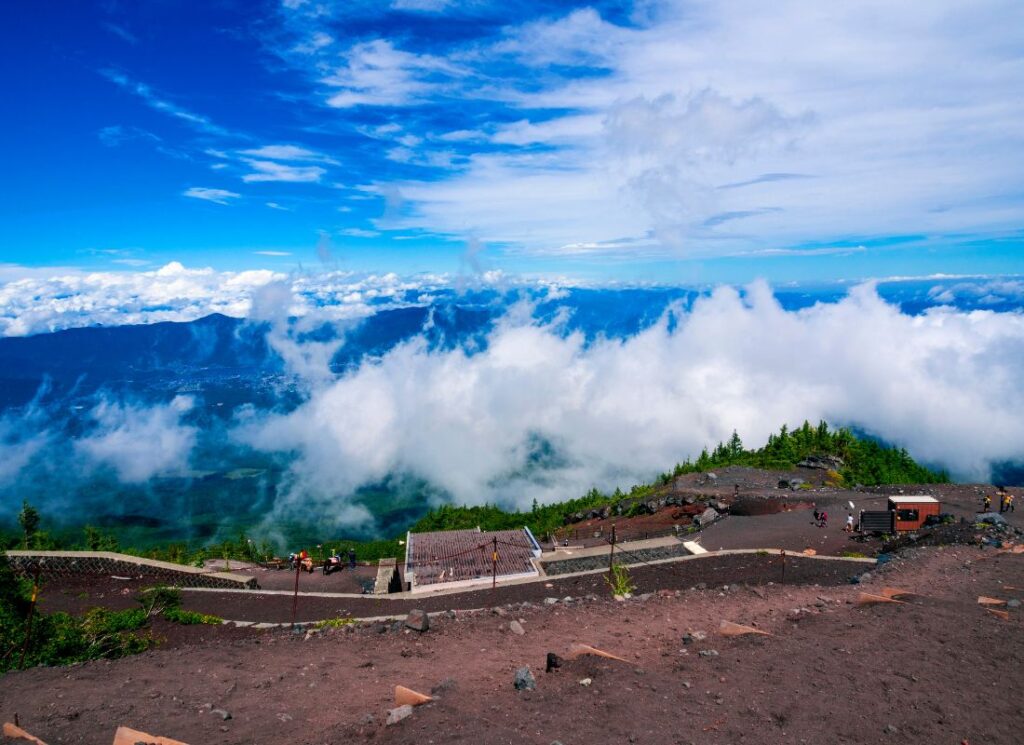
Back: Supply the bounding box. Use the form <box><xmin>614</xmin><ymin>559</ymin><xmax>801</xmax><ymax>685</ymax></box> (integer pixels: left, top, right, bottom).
<box><xmin>845</xmin><ymin>513</ymin><xmax>854</xmax><ymax>532</ymax></box>
<box><xmin>812</xmin><ymin>507</ymin><xmax>820</xmax><ymax>525</ymax></box>
<box><xmin>1009</xmin><ymin>494</ymin><xmax>1016</xmax><ymax>513</ymax></box>
<box><xmin>348</xmin><ymin>547</ymin><xmax>357</xmax><ymax>569</ymax></box>
<box><xmin>983</xmin><ymin>494</ymin><xmax>992</xmax><ymax>512</ymax></box>
<box><xmin>819</xmin><ymin>510</ymin><xmax>828</xmax><ymax>528</ymax></box>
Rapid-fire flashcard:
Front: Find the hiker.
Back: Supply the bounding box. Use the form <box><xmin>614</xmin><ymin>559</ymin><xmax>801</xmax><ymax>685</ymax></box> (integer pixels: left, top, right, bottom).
<box><xmin>983</xmin><ymin>495</ymin><xmax>992</xmax><ymax>512</ymax></box>
<box><xmin>845</xmin><ymin>513</ymin><xmax>854</xmax><ymax>532</ymax></box>
<box><xmin>819</xmin><ymin>510</ymin><xmax>828</xmax><ymax>528</ymax></box>
<box><xmin>1009</xmin><ymin>494</ymin><xmax>1016</xmax><ymax>513</ymax></box>
<box><xmin>348</xmin><ymin>547</ymin><xmax>357</xmax><ymax>569</ymax></box>
<box><xmin>1000</xmin><ymin>493</ymin><xmax>1008</xmax><ymax>513</ymax></box>
<box><xmin>812</xmin><ymin>507</ymin><xmax>820</xmax><ymax>524</ymax></box>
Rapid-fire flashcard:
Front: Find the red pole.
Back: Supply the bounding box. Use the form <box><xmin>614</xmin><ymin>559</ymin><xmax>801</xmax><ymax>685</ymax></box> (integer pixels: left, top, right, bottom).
<box><xmin>492</xmin><ymin>537</ymin><xmax>498</xmax><ymax>590</ymax></box>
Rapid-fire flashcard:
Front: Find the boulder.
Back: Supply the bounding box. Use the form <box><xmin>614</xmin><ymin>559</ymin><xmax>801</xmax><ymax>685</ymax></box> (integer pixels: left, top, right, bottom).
<box><xmin>695</xmin><ymin>508</ymin><xmax>719</xmax><ymax>527</ymax></box>
<box><xmin>509</xmin><ymin>620</ymin><xmax>525</xmax><ymax>636</ymax></box>
<box><xmin>514</xmin><ymin>667</ymin><xmax>537</xmax><ymax>691</ymax></box>
<box><xmin>404</xmin><ymin>609</ymin><xmax>429</xmax><ymax>632</ymax></box>
<box><xmin>978</xmin><ymin>512</ymin><xmax>1007</xmax><ymax>526</ymax></box>
<box><xmin>386</xmin><ymin>705</ymin><xmax>414</xmax><ymax>726</ymax></box>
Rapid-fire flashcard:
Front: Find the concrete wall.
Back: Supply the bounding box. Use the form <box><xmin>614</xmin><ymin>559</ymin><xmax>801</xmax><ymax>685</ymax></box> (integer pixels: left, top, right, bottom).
<box><xmin>374</xmin><ymin>558</ymin><xmax>402</xmax><ymax>594</ymax></box>
<box><xmin>542</xmin><ymin>542</ymin><xmax>693</xmax><ymax>575</ymax></box>
<box><xmin>5</xmin><ymin>551</ymin><xmax>258</xmax><ymax>590</ymax></box>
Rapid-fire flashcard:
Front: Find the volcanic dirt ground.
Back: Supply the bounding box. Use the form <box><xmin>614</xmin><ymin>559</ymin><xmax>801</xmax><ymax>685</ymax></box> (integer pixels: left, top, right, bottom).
<box><xmin>3</xmin><ymin>545</ymin><xmax>1023</xmax><ymax>745</ymax></box>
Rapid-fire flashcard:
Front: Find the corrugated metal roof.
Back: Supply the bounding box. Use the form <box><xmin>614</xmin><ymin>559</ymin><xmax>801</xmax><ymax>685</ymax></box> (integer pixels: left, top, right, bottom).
<box><xmin>406</xmin><ymin>528</ymin><xmax>538</xmax><ymax>587</ymax></box>
<box><xmin>888</xmin><ymin>495</ymin><xmax>939</xmax><ymax>504</ymax></box>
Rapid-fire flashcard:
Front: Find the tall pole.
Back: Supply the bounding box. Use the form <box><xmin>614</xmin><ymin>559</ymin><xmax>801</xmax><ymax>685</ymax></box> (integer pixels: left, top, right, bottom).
<box><xmin>492</xmin><ymin>537</ymin><xmax>498</xmax><ymax>590</ymax></box>
<box><xmin>780</xmin><ymin>549</ymin><xmax>786</xmax><ymax>586</ymax></box>
<box><xmin>290</xmin><ymin>561</ymin><xmax>301</xmax><ymax>629</ymax></box>
<box><xmin>608</xmin><ymin>524</ymin><xmax>617</xmax><ymax>574</ymax></box>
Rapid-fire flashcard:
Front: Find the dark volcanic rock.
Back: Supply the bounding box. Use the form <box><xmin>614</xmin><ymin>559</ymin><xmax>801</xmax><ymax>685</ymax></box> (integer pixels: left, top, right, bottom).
<box><xmin>514</xmin><ymin>666</ymin><xmax>537</xmax><ymax>690</ymax></box>
<box><xmin>404</xmin><ymin>609</ymin><xmax>429</xmax><ymax>632</ymax></box>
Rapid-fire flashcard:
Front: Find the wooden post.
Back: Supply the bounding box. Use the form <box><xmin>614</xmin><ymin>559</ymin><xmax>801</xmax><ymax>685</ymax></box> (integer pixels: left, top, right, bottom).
<box><xmin>780</xmin><ymin>549</ymin><xmax>786</xmax><ymax>586</ymax></box>
<box><xmin>492</xmin><ymin>537</ymin><xmax>498</xmax><ymax>590</ymax></box>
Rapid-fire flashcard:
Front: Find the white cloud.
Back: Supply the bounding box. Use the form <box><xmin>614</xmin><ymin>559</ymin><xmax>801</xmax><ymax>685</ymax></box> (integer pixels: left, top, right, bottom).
<box><xmin>491</xmin><ymin>8</ymin><xmax>628</xmax><ymax>68</ymax></box>
<box><xmin>236</xmin><ymin>283</ymin><xmax>1024</xmax><ymax>527</ymax></box>
<box><xmin>183</xmin><ymin>187</ymin><xmax>241</xmax><ymax>205</ymax></box>
<box><xmin>0</xmin><ymin>262</ymin><xmax>467</xmax><ymax>336</ymax></box>
<box><xmin>293</xmin><ymin>30</ymin><xmax>334</xmax><ymax>54</ymax></box>
<box><xmin>391</xmin><ymin>0</ymin><xmax>452</xmax><ymax>11</ymax></box>
<box><xmin>340</xmin><ymin>228</ymin><xmax>381</xmax><ymax>238</ymax></box>
<box><xmin>927</xmin><ymin>279</ymin><xmax>1024</xmax><ymax>306</ymax></box>
<box><xmin>239</xmin><ymin>144</ymin><xmax>338</xmax><ymax>164</ymax></box>
<box><xmin>75</xmin><ymin>397</ymin><xmax>198</xmax><ymax>483</ymax></box>
<box><xmin>254</xmin><ymin>250</ymin><xmax>292</xmax><ymax>256</ymax></box>
<box><xmin>364</xmin><ymin>0</ymin><xmax>1024</xmax><ymax>257</ymax></box>
<box><xmin>0</xmin><ymin>262</ymin><xmax>284</xmax><ymax>336</ymax></box>
<box><xmin>241</xmin><ymin>160</ymin><xmax>326</xmax><ymax>183</ymax></box>
<box><xmin>0</xmin><ymin>411</ymin><xmax>50</xmax><ymax>486</ymax></box>
<box><xmin>322</xmin><ymin>39</ymin><xmax>464</xmax><ymax>108</ymax></box>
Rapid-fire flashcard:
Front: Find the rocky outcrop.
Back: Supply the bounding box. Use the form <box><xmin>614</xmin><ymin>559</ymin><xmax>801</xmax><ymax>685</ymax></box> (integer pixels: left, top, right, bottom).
<box><xmin>797</xmin><ymin>454</ymin><xmax>844</xmax><ymax>470</ymax></box>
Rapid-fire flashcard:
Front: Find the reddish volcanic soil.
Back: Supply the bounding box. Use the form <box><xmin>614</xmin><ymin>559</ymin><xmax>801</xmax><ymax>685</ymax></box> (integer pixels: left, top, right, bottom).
<box><xmin>4</xmin><ymin>545</ymin><xmax>1023</xmax><ymax>745</ymax></box>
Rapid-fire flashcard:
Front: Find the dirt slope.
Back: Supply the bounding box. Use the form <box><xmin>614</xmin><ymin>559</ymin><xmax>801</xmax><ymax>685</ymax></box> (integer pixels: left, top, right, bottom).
<box><xmin>3</xmin><ymin>545</ymin><xmax>1022</xmax><ymax>745</ymax></box>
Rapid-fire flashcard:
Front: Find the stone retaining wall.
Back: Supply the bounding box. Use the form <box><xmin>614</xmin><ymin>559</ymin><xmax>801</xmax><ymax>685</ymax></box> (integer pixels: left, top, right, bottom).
<box><xmin>5</xmin><ymin>551</ymin><xmax>258</xmax><ymax>590</ymax></box>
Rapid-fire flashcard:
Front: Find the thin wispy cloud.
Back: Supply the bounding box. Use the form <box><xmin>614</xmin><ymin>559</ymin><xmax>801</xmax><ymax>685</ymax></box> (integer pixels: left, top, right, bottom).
<box><xmin>183</xmin><ymin>187</ymin><xmax>241</xmax><ymax>205</ymax></box>
<box><xmin>238</xmin><ymin>144</ymin><xmax>339</xmax><ymax>164</ymax></box>
<box><xmin>101</xmin><ymin>70</ymin><xmax>234</xmax><ymax>138</ymax></box>
<box><xmin>321</xmin><ymin>39</ymin><xmax>466</xmax><ymax>108</ymax></box>
<box><xmin>241</xmin><ymin>160</ymin><xmax>326</xmax><ymax>183</ymax></box>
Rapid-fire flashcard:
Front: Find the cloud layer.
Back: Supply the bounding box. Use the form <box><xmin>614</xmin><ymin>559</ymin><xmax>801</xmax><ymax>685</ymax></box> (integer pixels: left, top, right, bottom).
<box><xmin>2</xmin><ymin>277</ymin><xmax>1022</xmax><ymax>535</ymax></box>
<box><xmin>237</xmin><ymin>282</ymin><xmax>1024</xmax><ymax>531</ymax></box>
<box><xmin>0</xmin><ymin>262</ymin><xmax>462</xmax><ymax>337</ymax></box>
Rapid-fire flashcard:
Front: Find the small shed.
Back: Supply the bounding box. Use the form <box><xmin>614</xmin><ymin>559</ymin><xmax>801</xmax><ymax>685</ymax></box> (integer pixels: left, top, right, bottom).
<box><xmin>888</xmin><ymin>495</ymin><xmax>940</xmax><ymax>532</ymax></box>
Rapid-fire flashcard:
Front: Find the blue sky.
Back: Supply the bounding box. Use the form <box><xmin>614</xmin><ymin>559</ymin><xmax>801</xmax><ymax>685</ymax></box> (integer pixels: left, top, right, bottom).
<box><xmin>3</xmin><ymin>0</ymin><xmax>1023</xmax><ymax>283</ymax></box>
